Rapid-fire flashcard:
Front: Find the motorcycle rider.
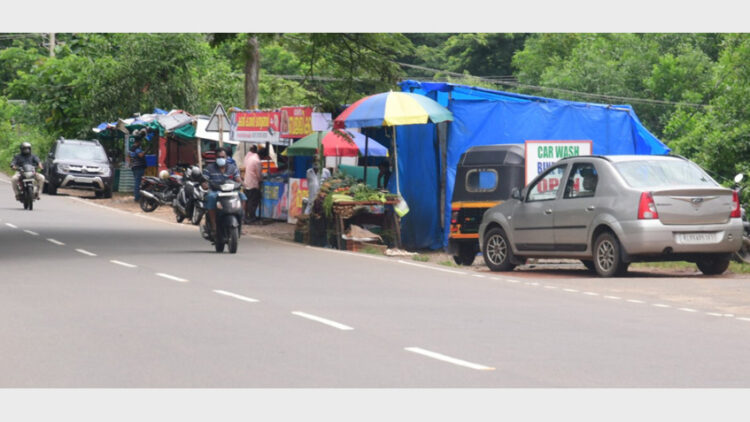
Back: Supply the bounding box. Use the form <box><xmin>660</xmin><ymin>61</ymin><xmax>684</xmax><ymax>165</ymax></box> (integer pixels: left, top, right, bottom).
<box><xmin>202</xmin><ymin>147</ymin><xmax>247</xmax><ymax>239</ymax></box>
<box><xmin>10</xmin><ymin>142</ymin><xmax>45</xmax><ymax>200</ymax></box>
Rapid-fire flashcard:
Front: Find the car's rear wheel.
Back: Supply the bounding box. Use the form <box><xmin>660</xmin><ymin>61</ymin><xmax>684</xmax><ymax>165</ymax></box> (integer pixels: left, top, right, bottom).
<box><xmin>696</xmin><ymin>254</ymin><xmax>731</xmax><ymax>275</ymax></box>
<box><xmin>483</xmin><ymin>227</ymin><xmax>516</xmax><ymax>272</ymax></box>
<box><xmin>453</xmin><ymin>243</ymin><xmax>478</xmax><ymax>266</ymax></box>
<box><xmin>593</xmin><ymin>232</ymin><xmax>628</xmax><ymax>277</ymax></box>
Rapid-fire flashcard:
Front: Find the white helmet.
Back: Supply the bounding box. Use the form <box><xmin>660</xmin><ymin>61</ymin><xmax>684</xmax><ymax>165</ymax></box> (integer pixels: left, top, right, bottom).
<box><xmin>159</xmin><ymin>170</ymin><xmax>170</xmax><ymax>180</ymax></box>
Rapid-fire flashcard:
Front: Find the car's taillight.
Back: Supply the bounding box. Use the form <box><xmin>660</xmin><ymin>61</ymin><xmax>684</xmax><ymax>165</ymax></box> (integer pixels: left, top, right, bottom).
<box><xmin>638</xmin><ymin>192</ymin><xmax>659</xmax><ymax>220</ymax></box>
<box><xmin>731</xmin><ymin>191</ymin><xmax>741</xmax><ymax>218</ymax></box>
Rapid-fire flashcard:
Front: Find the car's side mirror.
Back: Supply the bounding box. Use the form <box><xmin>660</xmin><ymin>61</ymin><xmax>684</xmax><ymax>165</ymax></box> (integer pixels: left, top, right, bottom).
<box><xmin>108</xmin><ymin>156</ymin><xmax>113</xmax><ymax>163</ymax></box>
<box><xmin>511</xmin><ymin>188</ymin><xmax>522</xmax><ymax>200</ymax></box>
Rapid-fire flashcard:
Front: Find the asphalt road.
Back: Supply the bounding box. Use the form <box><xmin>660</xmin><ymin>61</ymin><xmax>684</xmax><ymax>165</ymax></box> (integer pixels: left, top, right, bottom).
<box><xmin>2</xmin><ymin>176</ymin><xmax>750</xmax><ymax>387</ymax></box>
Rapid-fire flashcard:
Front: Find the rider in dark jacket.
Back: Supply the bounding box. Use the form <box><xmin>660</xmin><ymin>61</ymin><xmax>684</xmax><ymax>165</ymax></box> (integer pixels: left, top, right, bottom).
<box><xmin>202</xmin><ymin>147</ymin><xmax>247</xmax><ymax>237</ymax></box>
<box><xmin>11</xmin><ymin>142</ymin><xmax>45</xmax><ymax>200</ymax></box>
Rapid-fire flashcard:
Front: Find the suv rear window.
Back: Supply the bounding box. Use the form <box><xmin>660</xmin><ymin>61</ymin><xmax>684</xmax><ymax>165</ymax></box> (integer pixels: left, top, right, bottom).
<box><xmin>56</xmin><ymin>143</ymin><xmax>108</xmax><ymax>161</ymax></box>
<box><xmin>614</xmin><ymin>159</ymin><xmax>717</xmax><ymax>188</ymax></box>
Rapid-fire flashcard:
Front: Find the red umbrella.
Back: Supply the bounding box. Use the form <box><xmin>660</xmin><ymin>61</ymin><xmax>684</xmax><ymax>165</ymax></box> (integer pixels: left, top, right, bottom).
<box><xmin>321</xmin><ymin>130</ymin><xmax>359</xmax><ymax>157</ymax></box>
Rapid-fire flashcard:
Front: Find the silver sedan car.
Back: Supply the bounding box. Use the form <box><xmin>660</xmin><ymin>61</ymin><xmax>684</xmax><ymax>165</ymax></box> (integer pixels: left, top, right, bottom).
<box><xmin>478</xmin><ymin>155</ymin><xmax>743</xmax><ymax>277</ymax></box>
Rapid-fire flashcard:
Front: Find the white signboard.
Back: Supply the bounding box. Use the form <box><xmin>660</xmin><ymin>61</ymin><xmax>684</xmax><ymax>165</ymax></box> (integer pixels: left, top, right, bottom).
<box><xmin>205</xmin><ymin>103</ymin><xmax>232</xmax><ymax>132</ymax></box>
<box><xmin>524</xmin><ymin>140</ymin><xmax>592</xmax><ymax>184</ymax></box>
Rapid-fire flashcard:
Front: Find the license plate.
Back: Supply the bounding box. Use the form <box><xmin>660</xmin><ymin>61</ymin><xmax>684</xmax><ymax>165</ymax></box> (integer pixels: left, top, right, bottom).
<box><xmin>676</xmin><ymin>232</ymin><xmax>718</xmax><ymax>244</ymax></box>
<box><xmin>75</xmin><ymin>177</ymin><xmax>93</xmax><ymax>184</ymax></box>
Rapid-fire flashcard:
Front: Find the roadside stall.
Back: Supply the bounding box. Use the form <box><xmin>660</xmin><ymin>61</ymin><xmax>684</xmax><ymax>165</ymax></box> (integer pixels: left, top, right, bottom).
<box><xmin>286</xmin><ymin>130</ymin><xmax>400</xmax><ymax>250</ymax></box>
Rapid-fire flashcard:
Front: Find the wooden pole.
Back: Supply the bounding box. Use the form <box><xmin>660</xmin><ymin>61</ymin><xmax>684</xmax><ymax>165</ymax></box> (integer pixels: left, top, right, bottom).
<box><xmin>392</xmin><ymin>126</ymin><xmax>400</xmax><ymax>195</ymax></box>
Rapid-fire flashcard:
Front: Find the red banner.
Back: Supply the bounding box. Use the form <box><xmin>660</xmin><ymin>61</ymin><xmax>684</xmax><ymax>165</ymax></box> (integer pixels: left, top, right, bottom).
<box><xmin>280</xmin><ymin>107</ymin><xmax>313</xmax><ymax>139</ymax></box>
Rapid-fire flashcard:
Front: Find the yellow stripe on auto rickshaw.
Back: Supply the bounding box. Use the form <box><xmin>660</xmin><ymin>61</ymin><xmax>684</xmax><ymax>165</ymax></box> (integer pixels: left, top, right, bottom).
<box><xmin>451</xmin><ymin>201</ymin><xmax>501</xmax><ymax>209</ymax></box>
<box><xmin>449</xmin><ymin>233</ymin><xmax>480</xmax><ymax>239</ymax></box>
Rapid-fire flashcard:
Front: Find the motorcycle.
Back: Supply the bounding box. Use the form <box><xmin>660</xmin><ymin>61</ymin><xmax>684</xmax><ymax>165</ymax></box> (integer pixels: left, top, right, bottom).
<box><xmin>191</xmin><ymin>180</ymin><xmax>207</xmax><ymax>225</ymax></box>
<box><xmin>139</xmin><ymin>167</ymin><xmax>185</xmax><ymax>213</ymax></box>
<box><xmin>172</xmin><ymin>166</ymin><xmax>203</xmax><ymax>223</ymax></box>
<box><xmin>16</xmin><ymin>164</ymin><xmax>38</xmax><ymax>211</ymax></box>
<box><xmin>733</xmin><ymin>173</ymin><xmax>750</xmax><ymax>264</ymax></box>
<box><xmin>199</xmin><ymin>180</ymin><xmax>243</xmax><ymax>253</ymax></box>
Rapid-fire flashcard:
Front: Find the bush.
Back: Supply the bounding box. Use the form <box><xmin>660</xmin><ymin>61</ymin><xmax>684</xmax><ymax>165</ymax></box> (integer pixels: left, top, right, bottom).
<box><xmin>0</xmin><ymin>97</ymin><xmax>53</xmax><ymax>175</ymax></box>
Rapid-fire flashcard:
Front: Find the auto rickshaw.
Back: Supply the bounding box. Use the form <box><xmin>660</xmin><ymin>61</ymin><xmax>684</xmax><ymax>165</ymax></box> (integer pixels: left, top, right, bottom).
<box><xmin>448</xmin><ymin>144</ymin><xmax>525</xmax><ymax>265</ymax></box>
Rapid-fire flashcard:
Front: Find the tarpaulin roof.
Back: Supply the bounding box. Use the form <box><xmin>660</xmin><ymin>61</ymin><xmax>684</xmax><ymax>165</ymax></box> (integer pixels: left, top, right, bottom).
<box><xmin>395</xmin><ymin>80</ymin><xmax>671</xmax><ymax>250</ymax></box>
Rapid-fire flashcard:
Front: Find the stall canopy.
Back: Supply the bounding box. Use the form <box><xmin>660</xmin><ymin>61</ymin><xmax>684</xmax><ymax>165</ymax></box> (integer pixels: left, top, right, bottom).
<box><xmin>395</xmin><ymin>80</ymin><xmax>671</xmax><ymax>250</ymax></box>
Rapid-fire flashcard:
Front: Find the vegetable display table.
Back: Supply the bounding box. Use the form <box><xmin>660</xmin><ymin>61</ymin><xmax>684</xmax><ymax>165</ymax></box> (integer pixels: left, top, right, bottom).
<box><xmin>331</xmin><ymin>200</ymin><xmax>401</xmax><ymax>250</ymax></box>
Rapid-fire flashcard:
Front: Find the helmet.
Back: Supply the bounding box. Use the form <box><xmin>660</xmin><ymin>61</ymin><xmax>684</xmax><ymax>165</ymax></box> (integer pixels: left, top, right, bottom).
<box><xmin>20</xmin><ymin>142</ymin><xmax>31</xmax><ymax>155</ymax></box>
<box><xmin>159</xmin><ymin>170</ymin><xmax>170</xmax><ymax>180</ymax></box>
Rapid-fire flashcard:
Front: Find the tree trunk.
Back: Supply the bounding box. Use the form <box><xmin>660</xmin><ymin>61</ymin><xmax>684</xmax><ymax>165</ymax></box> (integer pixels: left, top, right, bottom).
<box><xmin>244</xmin><ymin>36</ymin><xmax>260</xmax><ymax>109</ymax></box>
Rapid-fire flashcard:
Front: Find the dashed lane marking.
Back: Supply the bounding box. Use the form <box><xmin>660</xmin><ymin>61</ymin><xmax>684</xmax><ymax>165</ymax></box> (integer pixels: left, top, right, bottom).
<box><xmin>737</xmin><ymin>317</ymin><xmax>750</xmax><ymax>322</ymax></box>
<box><xmin>583</xmin><ymin>292</ymin><xmax>599</xmax><ymax>296</ymax></box>
<box><xmin>47</xmin><ymin>238</ymin><xmax>65</xmax><ymax>246</ymax></box>
<box><xmin>563</xmin><ymin>288</ymin><xmax>579</xmax><ymax>293</ymax></box>
<box><xmin>5</xmin><ymin>223</ymin><xmax>18</xmax><ymax>229</ymax></box>
<box><xmin>213</xmin><ymin>290</ymin><xmax>259</xmax><ymax>303</ymax></box>
<box><xmin>156</xmin><ymin>273</ymin><xmax>189</xmax><ymax>283</ymax></box>
<box><xmin>110</xmin><ymin>260</ymin><xmax>137</xmax><ymax>268</ymax></box>
<box><xmin>75</xmin><ymin>249</ymin><xmax>97</xmax><ymax>257</ymax></box>
<box><xmin>626</xmin><ymin>299</ymin><xmax>645</xmax><ymax>304</ymax></box>
<box><xmin>23</xmin><ymin>230</ymin><xmax>39</xmax><ymax>236</ymax></box>
<box><xmin>291</xmin><ymin>311</ymin><xmax>353</xmax><ymax>331</ymax></box>
<box><xmin>604</xmin><ymin>296</ymin><xmax>621</xmax><ymax>300</ymax></box>
<box><xmin>653</xmin><ymin>304</ymin><xmax>671</xmax><ymax>308</ymax></box>
<box><xmin>678</xmin><ymin>308</ymin><xmax>698</xmax><ymax>313</ymax></box>
<box><xmin>404</xmin><ymin>347</ymin><xmax>495</xmax><ymax>371</ymax></box>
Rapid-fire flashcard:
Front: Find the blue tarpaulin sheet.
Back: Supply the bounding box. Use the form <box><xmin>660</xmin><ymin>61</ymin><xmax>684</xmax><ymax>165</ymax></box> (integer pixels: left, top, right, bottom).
<box><xmin>396</xmin><ymin>80</ymin><xmax>671</xmax><ymax>250</ymax></box>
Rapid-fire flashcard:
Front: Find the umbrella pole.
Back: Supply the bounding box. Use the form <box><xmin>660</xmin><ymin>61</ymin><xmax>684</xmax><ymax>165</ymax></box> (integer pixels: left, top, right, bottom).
<box><xmin>364</xmin><ymin>135</ymin><xmax>369</xmax><ymax>186</ymax></box>
<box><xmin>392</xmin><ymin>126</ymin><xmax>400</xmax><ymax>196</ymax></box>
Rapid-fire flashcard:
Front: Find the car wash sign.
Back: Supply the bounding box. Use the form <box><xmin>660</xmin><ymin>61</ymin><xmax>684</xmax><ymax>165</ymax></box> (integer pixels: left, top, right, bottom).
<box><xmin>524</xmin><ymin>140</ymin><xmax>592</xmax><ymax>184</ymax></box>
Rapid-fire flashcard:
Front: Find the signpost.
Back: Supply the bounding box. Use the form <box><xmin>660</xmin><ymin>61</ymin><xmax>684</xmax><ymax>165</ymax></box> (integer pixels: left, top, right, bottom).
<box><xmin>203</xmin><ymin>103</ymin><xmax>232</xmax><ymax>170</ymax></box>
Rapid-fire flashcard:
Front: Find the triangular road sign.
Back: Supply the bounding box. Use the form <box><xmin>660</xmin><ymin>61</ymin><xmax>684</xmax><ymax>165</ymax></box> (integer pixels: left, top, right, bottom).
<box><xmin>206</xmin><ymin>103</ymin><xmax>232</xmax><ymax>132</ymax></box>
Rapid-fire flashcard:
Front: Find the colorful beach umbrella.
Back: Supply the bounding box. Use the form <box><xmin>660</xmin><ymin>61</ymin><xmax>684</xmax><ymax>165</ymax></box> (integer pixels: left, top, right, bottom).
<box><xmin>334</xmin><ymin>91</ymin><xmax>453</xmax><ymax>191</ymax></box>
<box><xmin>286</xmin><ymin>131</ymin><xmax>359</xmax><ymax>157</ymax></box>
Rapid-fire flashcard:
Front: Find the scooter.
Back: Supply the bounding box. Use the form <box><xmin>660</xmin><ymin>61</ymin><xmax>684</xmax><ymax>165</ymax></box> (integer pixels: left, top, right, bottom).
<box><xmin>172</xmin><ymin>166</ymin><xmax>203</xmax><ymax>223</ymax></box>
<box><xmin>733</xmin><ymin>173</ymin><xmax>750</xmax><ymax>264</ymax></box>
<box><xmin>16</xmin><ymin>164</ymin><xmax>38</xmax><ymax>211</ymax></box>
<box><xmin>139</xmin><ymin>169</ymin><xmax>184</xmax><ymax>213</ymax></box>
<box><xmin>200</xmin><ymin>180</ymin><xmax>243</xmax><ymax>253</ymax></box>
<box><xmin>192</xmin><ymin>182</ymin><xmax>207</xmax><ymax>225</ymax></box>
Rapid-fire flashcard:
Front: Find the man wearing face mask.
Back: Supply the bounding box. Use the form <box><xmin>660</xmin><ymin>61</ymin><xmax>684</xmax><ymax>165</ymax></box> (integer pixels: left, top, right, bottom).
<box><xmin>305</xmin><ymin>160</ymin><xmax>331</xmax><ymax>215</ymax></box>
<box><xmin>11</xmin><ymin>142</ymin><xmax>45</xmax><ymax>200</ymax></box>
<box><xmin>202</xmin><ymin>147</ymin><xmax>247</xmax><ymax>239</ymax></box>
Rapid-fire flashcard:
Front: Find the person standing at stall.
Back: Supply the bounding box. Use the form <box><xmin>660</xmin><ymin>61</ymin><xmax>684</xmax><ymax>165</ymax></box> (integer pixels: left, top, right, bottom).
<box><xmin>127</xmin><ymin>130</ymin><xmax>147</xmax><ymax>202</ymax></box>
<box><xmin>305</xmin><ymin>161</ymin><xmax>331</xmax><ymax>215</ymax></box>
<box><xmin>242</xmin><ymin>144</ymin><xmax>262</xmax><ymax>224</ymax></box>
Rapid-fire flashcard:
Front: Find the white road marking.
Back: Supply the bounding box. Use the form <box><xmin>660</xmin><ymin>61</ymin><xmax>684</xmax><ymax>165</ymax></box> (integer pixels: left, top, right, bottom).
<box><xmin>652</xmin><ymin>304</ymin><xmax>671</xmax><ymax>308</ymax></box>
<box><xmin>544</xmin><ymin>285</ymin><xmax>558</xmax><ymax>289</ymax></box>
<box><xmin>724</xmin><ymin>314</ymin><xmax>735</xmax><ymax>318</ymax></box>
<box><xmin>405</xmin><ymin>347</ymin><xmax>495</xmax><ymax>371</ymax></box>
<box><xmin>563</xmin><ymin>288</ymin><xmax>579</xmax><ymax>293</ymax></box>
<box><xmin>706</xmin><ymin>312</ymin><xmax>723</xmax><ymax>317</ymax></box>
<box><xmin>472</xmin><ymin>274</ymin><xmax>486</xmax><ymax>278</ymax></box>
<box><xmin>5</xmin><ymin>223</ymin><xmax>18</xmax><ymax>229</ymax></box>
<box><xmin>75</xmin><ymin>249</ymin><xmax>97</xmax><ymax>257</ymax></box>
<box><xmin>110</xmin><ymin>260</ymin><xmax>137</xmax><ymax>268</ymax></box>
<box><xmin>23</xmin><ymin>230</ymin><xmax>39</xmax><ymax>236</ymax></box>
<box><xmin>604</xmin><ymin>296</ymin><xmax>621</xmax><ymax>300</ymax></box>
<box><xmin>583</xmin><ymin>292</ymin><xmax>599</xmax><ymax>296</ymax></box>
<box><xmin>213</xmin><ymin>290</ymin><xmax>259</xmax><ymax>303</ymax></box>
<box><xmin>397</xmin><ymin>260</ymin><xmax>466</xmax><ymax>275</ymax></box>
<box><xmin>736</xmin><ymin>317</ymin><xmax>750</xmax><ymax>322</ymax></box>
<box><xmin>291</xmin><ymin>311</ymin><xmax>353</xmax><ymax>330</ymax></box>
<box><xmin>626</xmin><ymin>299</ymin><xmax>645</xmax><ymax>304</ymax></box>
<box><xmin>507</xmin><ymin>279</ymin><xmax>520</xmax><ymax>283</ymax></box>
<box><xmin>526</xmin><ymin>282</ymin><xmax>539</xmax><ymax>286</ymax></box>
<box><xmin>156</xmin><ymin>273</ymin><xmax>189</xmax><ymax>283</ymax></box>
<box><xmin>47</xmin><ymin>238</ymin><xmax>65</xmax><ymax>246</ymax></box>
<box><xmin>678</xmin><ymin>307</ymin><xmax>698</xmax><ymax>313</ymax></box>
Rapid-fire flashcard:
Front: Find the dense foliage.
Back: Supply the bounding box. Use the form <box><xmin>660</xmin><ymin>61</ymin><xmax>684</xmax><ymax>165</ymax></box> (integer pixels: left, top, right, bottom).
<box><xmin>1</xmin><ymin>32</ymin><xmax>749</xmax><ymax>185</ymax></box>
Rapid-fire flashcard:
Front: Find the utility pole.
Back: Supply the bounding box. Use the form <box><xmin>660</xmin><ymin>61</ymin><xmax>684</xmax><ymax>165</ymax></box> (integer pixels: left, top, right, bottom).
<box><xmin>48</xmin><ymin>33</ymin><xmax>55</xmax><ymax>57</ymax></box>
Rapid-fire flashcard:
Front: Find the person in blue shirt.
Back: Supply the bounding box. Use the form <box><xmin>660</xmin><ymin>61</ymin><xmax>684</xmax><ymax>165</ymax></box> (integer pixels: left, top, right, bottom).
<box><xmin>202</xmin><ymin>147</ymin><xmax>247</xmax><ymax>238</ymax></box>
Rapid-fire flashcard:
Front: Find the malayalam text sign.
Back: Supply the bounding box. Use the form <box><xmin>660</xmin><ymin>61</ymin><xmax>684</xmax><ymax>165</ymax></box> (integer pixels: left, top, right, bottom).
<box><xmin>280</xmin><ymin>107</ymin><xmax>313</xmax><ymax>139</ymax></box>
<box><xmin>524</xmin><ymin>140</ymin><xmax>592</xmax><ymax>184</ymax></box>
<box><xmin>232</xmin><ymin>111</ymin><xmax>282</xmax><ymax>144</ymax></box>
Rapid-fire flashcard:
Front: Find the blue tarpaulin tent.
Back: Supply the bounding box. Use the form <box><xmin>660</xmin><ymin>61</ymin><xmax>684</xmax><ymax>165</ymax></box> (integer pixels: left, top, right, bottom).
<box><xmin>395</xmin><ymin>80</ymin><xmax>671</xmax><ymax>250</ymax></box>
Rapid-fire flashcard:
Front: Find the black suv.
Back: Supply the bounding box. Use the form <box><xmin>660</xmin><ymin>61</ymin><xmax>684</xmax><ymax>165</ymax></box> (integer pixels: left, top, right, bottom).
<box><xmin>44</xmin><ymin>138</ymin><xmax>114</xmax><ymax>198</ymax></box>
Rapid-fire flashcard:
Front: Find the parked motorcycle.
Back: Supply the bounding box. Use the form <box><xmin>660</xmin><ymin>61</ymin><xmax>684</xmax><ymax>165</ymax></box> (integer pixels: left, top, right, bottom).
<box><xmin>139</xmin><ymin>168</ymin><xmax>184</xmax><ymax>213</ymax></box>
<box><xmin>172</xmin><ymin>166</ymin><xmax>203</xmax><ymax>223</ymax></box>
<box><xmin>199</xmin><ymin>180</ymin><xmax>243</xmax><ymax>253</ymax></box>
<box><xmin>733</xmin><ymin>173</ymin><xmax>750</xmax><ymax>264</ymax></box>
<box><xmin>16</xmin><ymin>164</ymin><xmax>38</xmax><ymax>211</ymax></box>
